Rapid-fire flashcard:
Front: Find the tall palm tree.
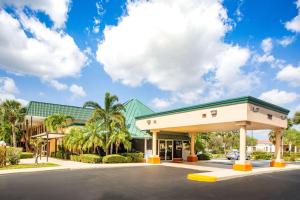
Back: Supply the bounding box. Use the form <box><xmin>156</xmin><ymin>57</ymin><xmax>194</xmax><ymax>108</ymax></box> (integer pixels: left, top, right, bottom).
<box><xmin>83</xmin><ymin>92</ymin><xmax>125</xmax><ymax>155</ymax></box>
<box><xmin>44</xmin><ymin>114</ymin><xmax>73</xmax><ymax>133</ymax></box>
<box><xmin>0</xmin><ymin>100</ymin><xmax>26</xmax><ymax>147</ymax></box>
<box><xmin>82</xmin><ymin>122</ymin><xmax>105</xmax><ymax>153</ymax></box>
<box><xmin>109</xmin><ymin>122</ymin><xmax>131</xmax><ymax>154</ymax></box>
<box><xmin>64</xmin><ymin>128</ymin><xmax>85</xmax><ymax>154</ymax></box>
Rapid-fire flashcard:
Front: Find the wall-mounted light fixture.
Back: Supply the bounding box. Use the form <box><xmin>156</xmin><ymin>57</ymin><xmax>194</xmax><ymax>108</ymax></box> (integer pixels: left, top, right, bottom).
<box><xmin>211</xmin><ymin>110</ymin><xmax>217</xmax><ymax>117</ymax></box>
<box><xmin>267</xmin><ymin>114</ymin><xmax>273</xmax><ymax>120</ymax></box>
<box><xmin>280</xmin><ymin>115</ymin><xmax>287</xmax><ymax>120</ymax></box>
<box><xmin>252</xmin><ymin>107</ymin><xmax>260</xmax><ymax>112</ymax></box>
<box><xmin>202</xmin><ymin>113</ymin><xmax>207</xmax><ymax>118</ymax></box>
<box><xmin>146</xmin><ymin>120</ymin><xmax>151</xmax><ymax>125</ymax></box>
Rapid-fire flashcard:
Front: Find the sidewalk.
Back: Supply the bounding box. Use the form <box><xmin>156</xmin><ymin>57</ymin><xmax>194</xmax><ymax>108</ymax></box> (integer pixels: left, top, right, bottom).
<box><xmin>0</xmin><ymin>157</ymin><xmax>150</xmax><ymax>175</ymax></box>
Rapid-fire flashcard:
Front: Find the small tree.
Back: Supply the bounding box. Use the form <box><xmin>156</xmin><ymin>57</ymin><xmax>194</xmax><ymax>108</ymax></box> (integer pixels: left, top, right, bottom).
<box><xmin>30</xmin><ymin>138</ymin><xmax>44</xmax><ymax>164</ymax></box>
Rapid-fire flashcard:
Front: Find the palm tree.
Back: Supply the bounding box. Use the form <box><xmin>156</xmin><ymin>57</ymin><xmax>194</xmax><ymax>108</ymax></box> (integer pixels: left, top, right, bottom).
<box><xmin>83</xmin><ymin>92</ymin><xmax>125</xmax><ymax>155</ymax></box>
<box><xmin>64</xmin><ymin>128</ymin><xmax>85</xmax><ymax>154</ymax></box>
<box><xmin>44</xmin><ymin>114</ymin><xmax>73</xmax><ymax>133</ymax></box>
<box><xmin>82</xmin><ymin>122</ymin><xmax>105</xmax><ymax>153</ymax></box>
<box><xmin>268</xmin><ymin>130</ymin><xmax>276</xmax><ymax>145</ymax></box>
<box><xmin>0</xmin><ymin>100</ymin><xmax>26</xmax><ymax>147</ymax></box>
<box><xmin>109</xmin><ymin>122</ymin><xmax>131</xmax><ymax>154</ymax></box>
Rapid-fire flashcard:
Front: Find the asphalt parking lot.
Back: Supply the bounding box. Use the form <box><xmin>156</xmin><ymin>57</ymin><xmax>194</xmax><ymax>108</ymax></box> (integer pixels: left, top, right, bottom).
<box><xmin>0</xmin><ymin>165</ymin><xmax>300</xmax><ymax>200</ymax></box>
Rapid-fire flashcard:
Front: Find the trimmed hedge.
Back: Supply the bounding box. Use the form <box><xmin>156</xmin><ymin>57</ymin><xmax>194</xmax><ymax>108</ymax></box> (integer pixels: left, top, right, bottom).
<box><xmin>6</xmin><ymin>147</ymin><xmax>22</xmax><ymax>165</ymax></box>
<box><xmin>121</xmin><ymin>152</ymin><xmax>144</xmax><ymax>163</ymax></box>
<box><xmin>251</xmin><ymin>152</ymin><xmax>273</xmax><ymax>160</ymax></box>
<box><xmin>0</xmin><ymin>146</ymin><xmax>6</xmax><ymax>167</ymax></box>
<box><xmin>70</xmin><ymin>155</ymin><xmax>81</xmax><ymax>162</ymax></box>
<box><xmin>102</xmin><ymin>154</ymin><xmax>129</xmax><ymax>163</ymax></box>
<box><xmin>79</xmin><ymin>154</ymin><xmax>102</xmax><ymax>163</ymax></box>
<box><xmin>197</xmin><ymin>152</ymin><xmax>211</xmax><ymax>160</ymax></box>
<box><xmin>50</xmin><ymin>151</ymin><xmax>70</xmax><ymax>160</ymax></box>
<box><xmin>20</xmin><ymin>152</ymin><xmax>34</xmax><ymax>159</ymax></box>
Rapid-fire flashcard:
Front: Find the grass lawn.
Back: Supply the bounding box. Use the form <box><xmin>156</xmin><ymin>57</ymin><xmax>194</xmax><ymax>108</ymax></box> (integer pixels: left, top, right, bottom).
<box><xmin>0</xmin><ymin>163</ymin><xmax>60</xmax><ymax>170</ymax></box>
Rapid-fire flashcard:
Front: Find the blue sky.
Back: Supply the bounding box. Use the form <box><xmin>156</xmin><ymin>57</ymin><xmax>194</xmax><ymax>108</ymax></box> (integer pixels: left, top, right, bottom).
<box><xmin>0</xmin><ymin>0</ymin><xmax>300</xmax><ymax>139</ymax></box>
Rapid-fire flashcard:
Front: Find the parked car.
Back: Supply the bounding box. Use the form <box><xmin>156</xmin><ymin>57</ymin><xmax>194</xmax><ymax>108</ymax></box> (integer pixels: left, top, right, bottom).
<box><xmin>226</xmin><ymin>151</ymin><xmax>250</xmax><ymax>160</ymax></box>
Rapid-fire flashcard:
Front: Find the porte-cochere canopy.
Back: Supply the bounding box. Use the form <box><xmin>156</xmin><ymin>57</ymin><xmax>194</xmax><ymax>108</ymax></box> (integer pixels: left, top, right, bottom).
<box><xmin>135</xmin><ymin>96</ymin><xmax>289</xmax><ymax>170</ymax></box>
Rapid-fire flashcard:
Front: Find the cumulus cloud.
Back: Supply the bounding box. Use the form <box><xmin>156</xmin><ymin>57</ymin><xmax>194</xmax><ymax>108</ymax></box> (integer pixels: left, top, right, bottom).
<box><xmin>285</xmin><ymin>0</ymin><xmax>300</xmax><ymax>33</ymax></box>
<box><xmin>69</xmin><ymin>84</ymin><xmax>86</xmax><ymax>99</ymax></box>
<box><xmin>0</xmin><ymin>0</ymin><xmax>71</xmax><ymax>28</ymax></box>
<box><xmin>276</xmin><ymin>64</ymin><xmax>300</xmax><ymax>86</ymax></box>
<box><xmin>0</xmin><ymin>10</ymin><xmax>87</xmax><ymax>80</ymax></box>
<box><xmin>278</xmin><ymin>36</ymin><xmax>296</xmax><ymax>47</ymax></box>
<box><xmin>261</xmin><ymin>38</ymin><xmax>273</xmax><ymax>54</ymax></box>
<box><xmin>253</xmin><ymin>37</ymin><xmax>285</xmax><ymax>68</ymax></box>
<box><xmin>44</xmin><ymin>79</ymin><xmax>68</xmax><ymax>91</ymax></box>
<box><xmin>259</xmin><ymin>89</ymin><xmax>298</xmax><ymax>105</ymax></box>
<box><xmin>97</xmin><ymin>0</ymin><xmax>257</xmax><ymax>104</ymax></box>
<box><xmin>0</xmin><ymin>77</ymin><xmax>27</xmax><ymax>105</ymax></box>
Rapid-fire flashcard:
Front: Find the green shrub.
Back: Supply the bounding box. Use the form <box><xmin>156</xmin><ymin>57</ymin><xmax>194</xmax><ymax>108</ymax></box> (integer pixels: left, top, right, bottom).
<box><xmin>121</xmin><ymin>152</ymin><xmax>144</xmax><ymax>163</ymax></box>
<box><xmin>50</xmin><ymin>151</ymin><xmax>70</xmax><ymax>160</ymax></box>
<box><xmin>251</xmin><ymin>152</ymin><xmax>273</xmax><ymax>160</ymax></box>
<box><xmin>70</xmin><ymin>155</ymin><xmax>81</xmax><ymax>162</ymax></box>
<box><xmin>102</xmin><ymin>154</ymin><xmax>129</xmax><ymax>163</ymax></box>
<box><xmin>211</xmin><ymin>154</ymin><xmax>225</xmax><ymax>159</ymax></box>
<box><xmin>6</xmin><ymin>147</ymin><xmax>22</xmax><ymax>165</ymax></box>
<box><xmin>284</xmin><ymin>154</ymin><xmax>297</xmax><ymax>162</ymax></box>
<box><xmin>0</xmin><ymin>146</ymin><xmax>6</xmax><ymax>167</ymax></box>
<box><xmin>197</xmin><ymin>152</ymin><xmax>211</xmax><ymax>160</ymax></box>
<box><xmin>20</xmin><ymin>152</ymin><xmax>34</xmax><ymax>159</ymax></box>
<box><xmin>79</xmin><ymin>154</ymin><xmax>102</xmax><ymax>163</ymax></box>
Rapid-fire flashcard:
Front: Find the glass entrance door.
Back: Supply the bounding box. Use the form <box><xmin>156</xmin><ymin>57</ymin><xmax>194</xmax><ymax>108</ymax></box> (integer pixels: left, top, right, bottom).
<box><xmin>159</xmin><ymin>140</ymin><xmax>173</xmax><ymax>161</ymax></box>
<box><xmin>166</xmin><ymin>140</ymin><xmax>173</xmax><ymax>160</ymax></box>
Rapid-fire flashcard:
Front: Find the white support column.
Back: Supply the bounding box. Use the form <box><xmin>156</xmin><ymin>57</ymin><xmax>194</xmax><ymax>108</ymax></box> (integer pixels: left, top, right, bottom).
<box><xmin>275</xmin><ymin>129</ymin><xmax>283</xmax><ymax>162</ymax></box>
<box><xmin>238</xmin><ymin>125</ymin><xmax>247</xmax><ymax>164</ymax></box>
<box><xmin>148</xmin><ymin>130</ymin><xmax>160</xmax><ymax>164</ymax></box>
<box><xmin>270</xmin><ymin>128</ymin><xmax>285</xmax><ymax>167</ymax></box>
<box><xmin>144</xmin><ymin>138</ymin><xmax>147</xmax><ymax>158</ymax></box>
<box><xmin>233</xmin><ymin>123</ymin><xmax>252</xmax><ymax>171</ymax></box>
<box><xmin>152</xmin><ymin>131</ymin><xmax>158</xmax><ymax>156</ymax></box>
<box><xmin>187</xmin><ymin>132</ymin><xmax>198</xmax><ymax>162</ymax></box>
<box><xmin>191</xmin><ymin>132</ymin><xmax>195</xmax><ymax>156</ymax></box>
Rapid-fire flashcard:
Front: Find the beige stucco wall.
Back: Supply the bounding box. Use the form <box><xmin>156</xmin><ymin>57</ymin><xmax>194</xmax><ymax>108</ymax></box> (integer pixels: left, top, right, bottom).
<box><xmin>136</xmin><ymin>103</ymin><xmax>287</xmax><ymax>132</ymax></box>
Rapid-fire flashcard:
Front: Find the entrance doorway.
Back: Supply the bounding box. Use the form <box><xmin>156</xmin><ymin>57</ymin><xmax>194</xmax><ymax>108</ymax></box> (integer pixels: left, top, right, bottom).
<box><xmin>159</xmin><ymin>140</ymin><xmax>173</xmax><ymax>160</ymax></box>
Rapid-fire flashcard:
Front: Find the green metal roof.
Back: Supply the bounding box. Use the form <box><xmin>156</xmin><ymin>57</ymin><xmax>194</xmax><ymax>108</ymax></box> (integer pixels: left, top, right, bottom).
<box><xmin>26</xmin><ymin>101</ymin><xmax>93</xmax><ymax>121</ymax></box>
<box><xmin>136</xmin><ymin>96</ymin><xmax>290</xmax><ymax>120</ymax></box>
<box><xmin>26</xmin><ymin>99</ymin><xmax>155</xmax><ymax>139</ymax></box>
<box><xmin>123</xmin><ymin>99</ymin><xmax>154</xmax><ymax>139</ymax></box>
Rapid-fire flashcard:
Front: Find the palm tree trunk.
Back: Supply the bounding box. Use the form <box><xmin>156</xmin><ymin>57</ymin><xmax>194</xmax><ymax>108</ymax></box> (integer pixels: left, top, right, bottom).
<box><xmin>12</xmin><ymin>126</ymin><xmax>17</xmax><ymax>147</ymax></box>
<box><xmin>115</xmin><ymin>143</ymin><xmax>119</xmax><ymax>154</ymax></box>
<box><xmin>110</xmin><ymin>143</ymin><xmax>113</xmax><ymax>154</ymax></box>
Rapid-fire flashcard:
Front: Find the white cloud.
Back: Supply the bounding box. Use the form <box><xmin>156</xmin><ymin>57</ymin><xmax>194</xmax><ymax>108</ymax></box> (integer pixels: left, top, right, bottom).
<box><xmin>0</xmin><ymin>77</ymin><xmax>27</xmax><ymax>105</ymax></box>
<box><xmin>285</xmin><ymin>0</ymin><xmax>300</xmax><ymax>33</ymax></box>
<box><xmin>0</xmin><ymin>10</ymin><xmax>87</xmax><ymax>80</ymax></box>
<box><xmin>96</xmin><ymin>0</ymin><xmax>256</xmax><ymax>104</ymax></box>
<box><xmin>69</xmin><ymin>84</ymin><xmax>86</xmax><ymax>98</ymax></box>
<box><xmin>45</xmin><ymin>79</ymin><xmax>68</xmax><ymax>91</ymax></box>
<box><xmin>0</xmin><ymin>77</ymin><xmax>18</xmax><ymax>94</ymax></box>
<box><xmin>259</xmin><ymin>89</ymin><xmax>298</xmax><ymax>105</ymax></box>
<box><xmin>261</xmin><ymin>38</ymin><xmax>273</xmax><ymax>54</ymax></box>
<box><xmin>276</xmin><ymin>64</ymin><xmax>300</xmax><ymax>86</ymax></box>
<box><xmin>278</xmin><ymin>36</ymin><xmax>296</xmax><ymax>47</ymax></box>
<box><xmin>253</xmin><ymin>38</ymin><xmax>285</xmax><ymax>68</ymax></box>
<box><xmin>152</xmin><ymin>98</ymin><xmax>174</xmax><ymax>109</ymax></box>
<box><xmin>0</xmin><ymin>0</ymin><xmax>71</xmax><ymax>28</ymax></box>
